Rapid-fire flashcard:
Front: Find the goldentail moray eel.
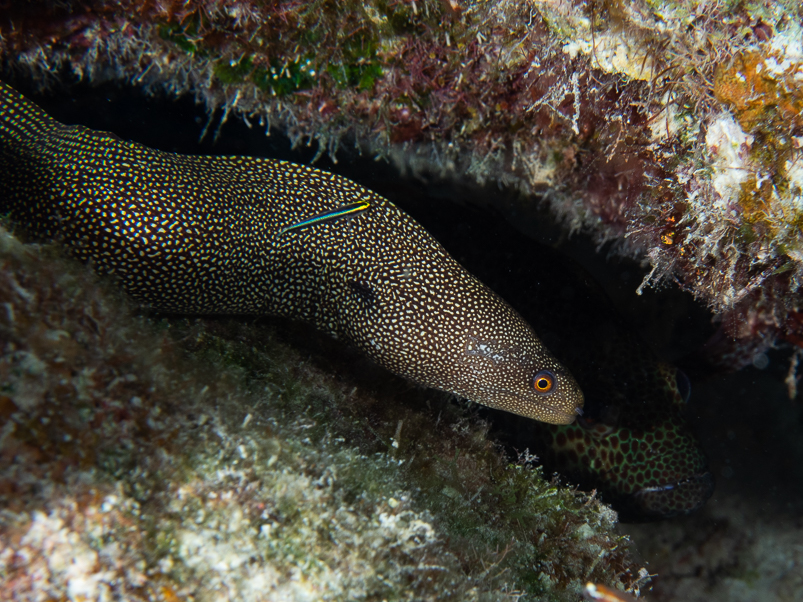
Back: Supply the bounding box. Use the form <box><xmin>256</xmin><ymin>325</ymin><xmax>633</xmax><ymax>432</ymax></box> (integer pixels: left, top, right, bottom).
<box><xmin>0</xmin><ymin>81</ymin><xmax>583</xmax><ymax>424</ymax></box>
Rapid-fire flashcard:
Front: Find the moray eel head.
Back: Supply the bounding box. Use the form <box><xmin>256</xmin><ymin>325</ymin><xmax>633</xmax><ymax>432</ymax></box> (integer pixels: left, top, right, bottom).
<box><xmin>476</xmin><ymin>365</ymin><xmax>584</xmax><ymax>425</ymax></box>
<box><xmin>348</xmin><ymin>271</ymin><xmax>584</xmax><ymax>425</ymax></box>
<box><xmin>629</xmin><ymin>472</ymin><xmax>715</xmax><ymax>519</ymax></box>
<box><xmin>450</xmin><ymin>329</ymin><xmax>584</xmax><ymax>424</ymax></box>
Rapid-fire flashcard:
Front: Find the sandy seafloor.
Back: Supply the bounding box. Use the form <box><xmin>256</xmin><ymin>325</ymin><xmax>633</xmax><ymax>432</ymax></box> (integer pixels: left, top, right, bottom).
<box><xmin>5</xmin><ymin>77</ymin><xmax>803</xmax><ymax>601</ymax></box>
<box><xmin>625</xmin><ymin>366</ymin><xmax>803</xmax><ymax>602</ymax></box>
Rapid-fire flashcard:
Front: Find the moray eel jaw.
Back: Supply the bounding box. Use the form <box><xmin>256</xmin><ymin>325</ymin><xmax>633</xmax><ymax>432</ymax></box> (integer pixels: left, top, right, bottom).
<box><xmin>496</xmin><ymin>394</ymin><xmax>579</xmax><ymax>425</ymax></box>
<box><xmin>530</xmin><ymin>401</ymin><xmax>581</xmax><ymax>426</ymax></box>
<box><xmin>466</xmin><ymin>375</ymin><xmax>583</xmax><ymax>425</ymax></box>
<box><xmin>628</xmin><ymin>472</ymin><xmax>715</xmax><ymax>519</ymax></box>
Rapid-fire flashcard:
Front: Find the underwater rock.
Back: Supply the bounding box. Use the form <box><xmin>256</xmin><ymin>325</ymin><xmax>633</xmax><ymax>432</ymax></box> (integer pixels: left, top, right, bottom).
<box><xmin>0</xmin><ymin>226</ymin><xmax>650</xmax><ymax>599</ymax></box>
<box><xmin>1</xmin><ymin>1</ymin><xmax>803</xmax><ymax>368</ymax></box>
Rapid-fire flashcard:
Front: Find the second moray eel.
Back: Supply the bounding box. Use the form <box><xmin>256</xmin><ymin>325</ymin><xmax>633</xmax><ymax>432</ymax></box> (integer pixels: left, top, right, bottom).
<box><xmin>0</xmin><ymin>81</ymin><xmax>583</xmax><ymax>424</ymax></box>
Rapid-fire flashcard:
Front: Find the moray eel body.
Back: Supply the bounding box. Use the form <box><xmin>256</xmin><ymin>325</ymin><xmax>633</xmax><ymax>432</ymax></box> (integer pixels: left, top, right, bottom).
<box><xmin>410</xmin><ymin>203</ymin><xmax>714</xmax><ymax>521</ymax></box>
<box><xmin>0</xmin><ymin>81</ymin><xmax>583</xmax><ymax>424</ymax></box>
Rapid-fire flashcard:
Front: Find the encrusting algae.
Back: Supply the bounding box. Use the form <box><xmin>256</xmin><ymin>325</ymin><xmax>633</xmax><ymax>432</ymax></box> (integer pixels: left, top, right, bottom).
<box><xmin>0</xmin><ymin>225</ymin><xmax>650</xmax><ymax>600</ymax></box>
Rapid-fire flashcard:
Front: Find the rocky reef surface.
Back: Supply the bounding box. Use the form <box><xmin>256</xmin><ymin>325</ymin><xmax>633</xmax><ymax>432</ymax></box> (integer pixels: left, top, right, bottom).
<box><xmin>0</xmin><ymin>223</ymin><xmax>648</xmax><ymax>599</ymax></box>
<box><xmin>3</xmin><ymin>2</ymin><xmax>803</xmax><ymax>600</ymax></box>
<box><xmin>1</xmin><ymin>0</ymin><xmax>802</xmax><ymax>369</ymax></box>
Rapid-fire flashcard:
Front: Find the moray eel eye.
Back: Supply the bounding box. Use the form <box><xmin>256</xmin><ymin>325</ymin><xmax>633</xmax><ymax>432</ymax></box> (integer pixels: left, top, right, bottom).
<box><xmin>532</xmin><ymin>370</ymin><xmax>555</xmax><ymax>394</ymax></box>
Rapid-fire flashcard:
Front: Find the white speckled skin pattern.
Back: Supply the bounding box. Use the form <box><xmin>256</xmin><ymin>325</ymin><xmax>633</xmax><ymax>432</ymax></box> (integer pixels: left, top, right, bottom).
<box><xmin>0</xmin><ymin>81</ymin><xmax>583</xmax><ymax>424</ymax></box>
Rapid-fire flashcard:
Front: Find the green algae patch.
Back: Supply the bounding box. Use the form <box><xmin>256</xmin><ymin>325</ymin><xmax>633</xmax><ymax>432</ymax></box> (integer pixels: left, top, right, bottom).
<box><xmin>214</xmin><ymin>55</ymin><xmax>255</xmax><ymax>85</ymax></box>
<box><xmin>158</xmin><ymin>22</ymin><xmax>200</xmax><ymax>55</ymax></box>
<box><xmin>0</xmin><ymin>226</ymin><xmax>648</xmax><ymax>600</ymax></box>
<box><xmin>252</xmin><ymin>57</ymin><xmax>317</xmax><ymax>96</ymax></box>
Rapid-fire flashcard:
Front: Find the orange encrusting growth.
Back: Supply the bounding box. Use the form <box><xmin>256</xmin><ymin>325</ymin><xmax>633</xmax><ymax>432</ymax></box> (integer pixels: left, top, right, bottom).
<box><xmin>583</xmin><ymin>581</ymin><xmax>639</xmax><ymax>602</ymax></box>
<box><xmin>714</xmin><ymin>51</ymin><xmax>803</xmax><ymax>134</ymax></box>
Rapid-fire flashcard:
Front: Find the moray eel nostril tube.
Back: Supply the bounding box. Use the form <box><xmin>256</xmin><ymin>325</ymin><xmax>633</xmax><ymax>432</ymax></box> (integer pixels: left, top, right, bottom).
<box><xmin>0</xmin><ymin>81</ymin><xmax>584</xmax><ymax>424</ymax></box>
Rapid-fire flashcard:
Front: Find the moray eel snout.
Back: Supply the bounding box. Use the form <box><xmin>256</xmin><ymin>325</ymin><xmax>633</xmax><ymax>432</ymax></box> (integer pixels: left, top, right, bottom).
<box><xmin>459</xmin><ymin>358</ymin><xmax>582</xmax><ymax>425</ymax></box>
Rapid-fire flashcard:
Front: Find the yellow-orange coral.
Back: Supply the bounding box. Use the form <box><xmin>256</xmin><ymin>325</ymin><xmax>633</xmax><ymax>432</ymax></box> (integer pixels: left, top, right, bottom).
<box><xmin>714</xmin><ymin>51</ymin><xmax>803</xmax><ymax>134</ymax></box>
<box><xmin>713</xmin><ymin>50</ymin><xmax>803</xmax><ymax>236</ymax></box>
